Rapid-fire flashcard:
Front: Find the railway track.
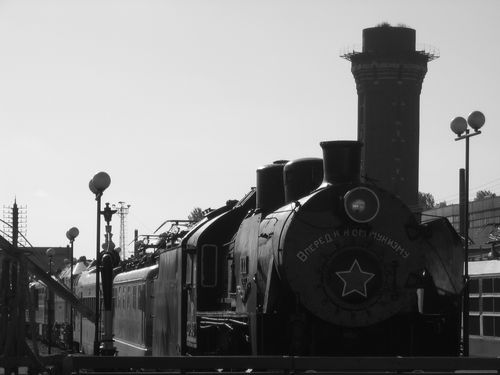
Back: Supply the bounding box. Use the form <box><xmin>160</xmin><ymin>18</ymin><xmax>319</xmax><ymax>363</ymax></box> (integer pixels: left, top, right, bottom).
<box><xmin>59</xmin><ymin>356</ymin><xmax>500</xmax><ymax>375</ymax></box>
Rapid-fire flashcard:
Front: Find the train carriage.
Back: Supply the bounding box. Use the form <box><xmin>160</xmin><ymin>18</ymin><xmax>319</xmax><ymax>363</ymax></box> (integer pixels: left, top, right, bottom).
<box><xmin>73</xmin><ymin>267</ymin><xmax>101</xmax><ymax>354</ymax></box>
<box><xmin>113</xmin><ymin>264</ymin><xmax>158</xmax><ymax>356</ymax></box>
<box><xmin>29</xmin><ymin>280</ymin><xmax>50</xmax><ymax>340</ymax></box>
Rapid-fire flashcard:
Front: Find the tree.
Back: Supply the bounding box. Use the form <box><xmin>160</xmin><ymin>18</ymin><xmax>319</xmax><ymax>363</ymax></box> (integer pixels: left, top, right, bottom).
<box><xmin>188</xmin><ymin>207</ymin><xmax>204</xmax><ymax>222</ymax></box>
<box><xmin>475</xmin><ymin>190</ymin><xmax>497</xmax><ymax>201</ymax></box>
<box><xmin>418</xmin><ymin>192</ymin><xmax>436</xmax><ymax>210</ymax></box>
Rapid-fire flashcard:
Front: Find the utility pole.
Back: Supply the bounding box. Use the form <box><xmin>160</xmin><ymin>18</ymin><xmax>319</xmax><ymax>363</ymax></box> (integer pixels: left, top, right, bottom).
<box><xmin>0</xmin><ymin>200</ymin><xmax>32</xmax><ymax>367</ymax></box>
<box><xmin>3</xmin><ymin>199</ymin><xmax>27</xmax><ymax>246</ymax></box>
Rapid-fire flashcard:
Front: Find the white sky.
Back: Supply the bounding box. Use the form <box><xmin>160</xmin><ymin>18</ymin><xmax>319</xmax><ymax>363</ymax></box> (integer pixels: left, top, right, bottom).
<box><xmin>1</xmin><ymin>0</ymin><xmax>499</xmax><ymax>260</ymax></box>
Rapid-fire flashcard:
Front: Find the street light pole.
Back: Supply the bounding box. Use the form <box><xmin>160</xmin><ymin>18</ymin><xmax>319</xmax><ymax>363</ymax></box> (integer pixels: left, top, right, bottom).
<box><xmin>89</xmin><ymin>172</ymin><xmax>111</xmax><ymax>356</ymax></box>
<box><xmin>46</xmin><ymin>247</ymin><xmax>55</xmax><ymax>355</ymax></box>
<box><xmin>94</xmin><ymin>194</ymin><xmax>102</xmax><ymax>356</ymax></box>
<box><xmin>450</xmin><ymin>110</ymin><xmax>485</xmax><ymax>357</ymax></box>
<box><xmin>100</xmin><ymin>202</ymin><xmax>117</xmax><ymax>356</ymax></box>
<box><xmin>66</xmin><ymin>227</ymin><xmax>79</xmax><ymax>352</ymax></box>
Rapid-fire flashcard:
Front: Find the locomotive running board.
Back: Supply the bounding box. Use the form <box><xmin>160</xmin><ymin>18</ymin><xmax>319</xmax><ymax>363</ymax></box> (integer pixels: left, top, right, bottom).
<box><xmin>62</xmin><ymin>355</ymin><xmax>500</xmax><ymax>374</ymax></box>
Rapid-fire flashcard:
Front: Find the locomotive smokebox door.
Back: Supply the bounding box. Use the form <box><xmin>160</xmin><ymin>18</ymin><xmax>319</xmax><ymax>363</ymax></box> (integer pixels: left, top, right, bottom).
<box><xmin>280</xmin><ymin>185</ymin><xmax>425</xmax><ymax>327</ymax></box>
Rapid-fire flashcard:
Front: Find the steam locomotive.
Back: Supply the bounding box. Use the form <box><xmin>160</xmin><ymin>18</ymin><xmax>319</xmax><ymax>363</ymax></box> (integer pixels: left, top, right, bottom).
<box><xmin>37</xmin><ymin>140</ymin><xmax>465</xmax><ymax>356</ymax></box>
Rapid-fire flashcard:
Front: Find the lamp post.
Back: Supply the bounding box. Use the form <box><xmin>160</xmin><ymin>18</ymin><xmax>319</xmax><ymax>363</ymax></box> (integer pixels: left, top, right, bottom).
<box><xmin>46</xmin><ymin>247</ymin><xmax>55</xmax><ymax>355</ymax></box>
<box><xmin>100</xmin><ymin>202</ymin><xmax>117</xmax><ymax>356</ymax></box>
<box><xmin>89</xmin><ymin>171</ymin><xmax>111</xmax><ymax>356</ymax></box>
<box><xmin>450</xmin><ymin>110</ymin><xmax>486</xmax><ymax>356</ymax></box>
<box><xmin>66</xmin><ymin>226</ymin><xmax>79</xmax><ymax>352</ymax></box>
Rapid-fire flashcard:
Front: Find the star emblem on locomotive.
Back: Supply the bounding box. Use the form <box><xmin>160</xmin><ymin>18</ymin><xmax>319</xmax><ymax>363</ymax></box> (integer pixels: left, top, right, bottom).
<box><xmin>335</xmin><ymin>259</ymin><xmax>375</xmax><ymax>298</ymax></box>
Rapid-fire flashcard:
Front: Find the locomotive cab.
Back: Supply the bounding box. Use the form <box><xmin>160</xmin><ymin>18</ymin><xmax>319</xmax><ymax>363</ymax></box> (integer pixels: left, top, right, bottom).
<box><xmin>183</xmin><ymin>193</ymin><xmax>256</xmax><ymax>355</ymax></box>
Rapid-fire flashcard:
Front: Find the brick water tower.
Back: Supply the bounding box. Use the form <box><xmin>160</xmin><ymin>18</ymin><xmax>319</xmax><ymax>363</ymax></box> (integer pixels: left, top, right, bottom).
<box><xmin>342</xmin><ymin>24</ymin><xmax>438</xmax><ymax>211</ymax></box>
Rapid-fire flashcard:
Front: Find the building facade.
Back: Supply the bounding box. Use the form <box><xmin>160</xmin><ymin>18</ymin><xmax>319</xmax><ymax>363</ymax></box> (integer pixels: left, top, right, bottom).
<box><xmin>424</xmin><ymin>196</ymin><xmax>500</xmax><ymax>259</ymax></box>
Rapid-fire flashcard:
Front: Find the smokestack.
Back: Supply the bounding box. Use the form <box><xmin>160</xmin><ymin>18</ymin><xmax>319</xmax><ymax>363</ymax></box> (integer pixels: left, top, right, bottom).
<box><xmin>256</xmin><ymin>161</ymin><xmax>288</xmax><ymax>213</ymax></box>
<box><xmin>283</xmin><ymin>158</ymin><xmax>323</xmax><ymax>203</ymax></box>
<box><xmin>320</xmin><ymin>141</ymin><xmax>362</xmax><ymax>185</ymax></box>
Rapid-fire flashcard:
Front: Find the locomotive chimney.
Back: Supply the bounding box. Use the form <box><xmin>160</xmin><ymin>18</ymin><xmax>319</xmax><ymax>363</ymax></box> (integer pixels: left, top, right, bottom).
<box><xmin>320</xmin><ymin>141</ymin><xmax>362</xmax><ymax>185</ymax></box>
<box><xmin>256</xmin><ymin>160</ymin><xmax>288</xmax><ymax>213</ymax></box>
<box><xmin>283</xmin><ymin>158</ymin><xmax>323</xmax><ymax>203</ymax></box>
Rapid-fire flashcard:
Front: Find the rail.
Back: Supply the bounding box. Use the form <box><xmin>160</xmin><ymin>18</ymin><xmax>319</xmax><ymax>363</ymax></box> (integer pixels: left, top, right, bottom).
<box><xmin>62</xmin><ymin>355</ymin><xmax>500</xmax><ymax>375</ymax></box>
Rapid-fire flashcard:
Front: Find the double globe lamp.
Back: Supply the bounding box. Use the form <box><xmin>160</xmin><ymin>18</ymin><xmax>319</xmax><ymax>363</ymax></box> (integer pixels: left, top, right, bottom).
<box><xmin>66</xmin><ymin>226</ymin><xmax>79</xmax><ymax>352</ymax></box>
<box><xmin>450</xmin><ymin>110</ymin><xmax>485</xmax><ymax>357</ymax></box>
<box><xmin>89</xmin><ymin>171</ymin><xmax>111</xmax><ymax>356</ymax></box>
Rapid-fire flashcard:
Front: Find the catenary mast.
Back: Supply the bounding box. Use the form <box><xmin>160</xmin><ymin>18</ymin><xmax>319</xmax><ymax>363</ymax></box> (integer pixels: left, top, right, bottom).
<box><xmin>114</xmin><ymin>201</ymin><xmax>130</xmax><ymax>260</ymax></box>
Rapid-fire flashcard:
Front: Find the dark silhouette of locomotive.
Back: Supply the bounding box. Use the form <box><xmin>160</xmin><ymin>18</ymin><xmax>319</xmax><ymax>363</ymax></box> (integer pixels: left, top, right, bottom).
<box><xmin>88</xmin><ymin>140</ymin><xmax>462</xmax><ymax>357</ymax></box>
<box><xmin>26</xmin><ymin>140</ymin><xmax>459</xmax><ymax>356</ymax></box>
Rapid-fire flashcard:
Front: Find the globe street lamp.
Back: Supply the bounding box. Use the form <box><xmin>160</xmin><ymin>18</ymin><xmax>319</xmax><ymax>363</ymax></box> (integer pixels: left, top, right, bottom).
<box><xmin>100</xmin><ymin>202</ymin><xmax>117</xmax><ymax>356</ymax></box>
<box><xmin>66</xmin><ymin>226</ymin><xmax>79</xmax><ymax>352</ymax></box>
<box><xmin>46</xmin><ymin>247</ymin><xmax>55</xmax><ymax>355</ymax></box>
<box><xmin>89</xmin><ymin>171</ymin><xmax>111</xmax><ymax>356</ymax></box>
<box><xmin>450</xmin><ymin>110</ymin><xmax>485</xmax><ymax>356</ymax></box>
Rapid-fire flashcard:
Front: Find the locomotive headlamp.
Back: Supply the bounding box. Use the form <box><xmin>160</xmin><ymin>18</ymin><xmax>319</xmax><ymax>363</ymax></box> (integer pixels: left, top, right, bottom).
<box><xmin>344</xmin><ymin>187</ymin><xmax>379</xmax><ymax>223</ymax></box>
<box><xmin>350</xmin><ymin>199</ymin><xmax>366</xmax><ymax>213</ymax></box>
